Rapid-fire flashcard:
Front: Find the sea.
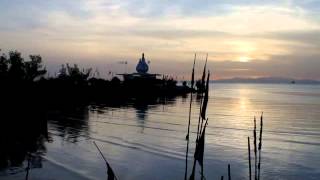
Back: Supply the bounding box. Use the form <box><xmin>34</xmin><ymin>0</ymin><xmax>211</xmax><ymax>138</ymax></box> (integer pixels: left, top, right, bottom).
<box><xmin>1</xmin><ymin>83</ymin><xmax>320</xmax><ymax>180</ymax></box>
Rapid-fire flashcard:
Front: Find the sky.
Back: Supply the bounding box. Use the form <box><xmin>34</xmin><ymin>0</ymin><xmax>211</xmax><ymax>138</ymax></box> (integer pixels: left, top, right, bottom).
<box><xmin>0</xmin><ymin>0</ymin><xmax>320</xmax><ymax>80</ymax></box>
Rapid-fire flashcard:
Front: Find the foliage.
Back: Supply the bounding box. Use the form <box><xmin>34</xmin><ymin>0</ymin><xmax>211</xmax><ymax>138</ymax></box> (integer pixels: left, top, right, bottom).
<box><xmin>0</xmin><ymin>50</ymin><xmax>47</xmax><ymax>82</ymax></box>
<box><xmin>25</xmin><ymin>55</ymin><xmax>47</xmax><ymax>81</ymax></box>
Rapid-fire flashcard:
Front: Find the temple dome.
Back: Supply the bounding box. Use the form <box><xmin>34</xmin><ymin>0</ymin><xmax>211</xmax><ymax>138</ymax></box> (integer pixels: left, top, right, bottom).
<box><xmin>136</xmin><ymin>53</ymin><xmax>149</xmax><ymax>74</ymax></box>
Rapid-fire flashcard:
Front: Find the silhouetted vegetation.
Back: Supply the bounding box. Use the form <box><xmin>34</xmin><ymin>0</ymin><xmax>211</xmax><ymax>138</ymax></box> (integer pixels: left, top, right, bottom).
<box><xmin>0</xmin><ymin>50</ymin><xmax>192</xmax><ymax>109</ymax></box>
<box><xmin>0</xmin><ymin>50</ymin><xmax>46</xmax><ymax>83</ymax></box>
<box><xmin>0</xmin><ymin>50</ymin><xmax>49</xmax><ymax>172</ymax></box>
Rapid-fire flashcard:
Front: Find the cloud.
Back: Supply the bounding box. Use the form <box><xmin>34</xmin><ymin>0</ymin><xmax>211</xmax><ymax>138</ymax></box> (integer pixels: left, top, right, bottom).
<box><xmin>264</xmin><ymin>30</ymin><xmax>320</xmax><ymax>47</ymax></box>
<box><xmin>0</xmin><ymin>0</ymin><xmax>320</xmax><ymax>79</ymax></box>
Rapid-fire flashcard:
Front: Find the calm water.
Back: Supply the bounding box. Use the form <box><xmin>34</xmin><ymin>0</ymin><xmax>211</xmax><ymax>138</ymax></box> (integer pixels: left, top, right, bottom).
<box><xmin>2</xmin><ymin>83</ymin><xmax>320</xmax><ymax>180</ymax></box>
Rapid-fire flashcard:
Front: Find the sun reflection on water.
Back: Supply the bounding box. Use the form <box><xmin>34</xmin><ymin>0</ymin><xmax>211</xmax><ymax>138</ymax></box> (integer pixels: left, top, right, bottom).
<box><xmin>236</xmin><ymin>88</ymin><xmax>252</xmax><ymax>115</ymax></box>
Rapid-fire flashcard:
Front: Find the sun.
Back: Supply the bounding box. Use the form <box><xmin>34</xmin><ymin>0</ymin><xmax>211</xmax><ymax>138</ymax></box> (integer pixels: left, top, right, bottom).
<box><xmin>238</xmin><ymin>56</ymin><xmax>251</xmax><ymax>63</ymax></box>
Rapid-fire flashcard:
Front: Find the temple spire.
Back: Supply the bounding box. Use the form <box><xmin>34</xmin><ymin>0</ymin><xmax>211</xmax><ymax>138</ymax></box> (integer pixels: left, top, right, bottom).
<box><xmin>136</xmin><ymin>53</ymin><xmax>149</xmax><ymax>74</ymax></box>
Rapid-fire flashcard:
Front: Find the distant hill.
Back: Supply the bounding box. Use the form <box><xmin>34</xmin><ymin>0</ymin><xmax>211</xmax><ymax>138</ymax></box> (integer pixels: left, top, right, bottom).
<box><xmin>213</xmin><ymin>77</ymin><xmax>320</xmax><ymax>84</ymax></box>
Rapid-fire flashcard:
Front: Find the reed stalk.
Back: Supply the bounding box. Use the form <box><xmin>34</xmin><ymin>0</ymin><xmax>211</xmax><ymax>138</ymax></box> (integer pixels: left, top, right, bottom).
<box><xmin>201</xmin><ymin>164</ymin><xmax>204</xmax><ymax>180</ymax></box>
<box><xmin>253</xmin><ymin>117</ymin><xmax>257</xmax><ymax>180</ymax></box>
<box><xmin>196</xmin><ymin>99</ymin><xmax>203</xmax><ymax>141</ymax></box>
<box><xmin>185</xmin><ymin>54</ymin><xmax>196</xmax><ymax>180</ymax></box>
<box><xmin>189</xmin><ymin>113</ymin><xmax>202</xmax><ymax>180</ymax></box>
<box><xmin>189</xmin><ymin>56</ymin><xmax>209</xmax><ymax>180</ymax></box>
<box><xmin>184</xmin><ymin>92</ymin><xmax>193</xmax><ymax>180</ymax></box>
<box><xmin>248</xmin><ymin>137</ymin><xmax>252</xmax><ymax>180</ymax></box>
<box><xmin>197</xmin><ymin>54</ymin><xmax>208</xmax><ymax>140</ymax></box>
<box><xmin>257</xmin><ymin>113</ymin><xmax>263</xmax><ymax>180</ymax></box>
<box><xmin>25</xmin><ymin>153</ymin><xmax>31</xmax><ymax>180</ymax></box>
<box><xmin>93</xmin><ymin>141</ymin><xmax>118</xmax><ymax>180</ymax></box>
<box><xmin>199</xmin><ymin>71</ymin><xmax>210</xmax><ymax>136</ymax></box>
<box><xmin>228</xmin><ymin>164</ymin><xmax>231</xmax><ymax>180</ymax></box>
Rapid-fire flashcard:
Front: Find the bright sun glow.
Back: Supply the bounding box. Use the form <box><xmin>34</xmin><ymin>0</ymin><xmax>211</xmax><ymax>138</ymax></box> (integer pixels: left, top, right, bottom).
<box><xmin>238</xmin><ymin>56</ymin><xmax>251</xmax><ymax>62</ymax></box>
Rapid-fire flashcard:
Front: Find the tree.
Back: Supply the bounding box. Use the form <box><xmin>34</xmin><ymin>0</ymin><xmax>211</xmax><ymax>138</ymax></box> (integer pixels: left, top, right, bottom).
<box><xmin>57</xmin><ymin>63</ymin><xmax>92</xmax><ymax>85</ymax></box>
<box><xmin>0</xmin><ymin>50</ymin><xmax>8</xmax><ymax>79</ymax></box>
<box><xmin>25</xmin><ymin>55</ymin><xmax>47</xmax><ymax>81</ymax></box>
<box><xmin>8</xmin><ymin>51</ymin><xmax>25</xmax><ymax>81</ymax></box>
<box><xmin>66</xmin><ymin>64</ymin><xmax>92</xmax><ymax>81</ymax></box>
<box><xmin>58</xmin><ymin>64</ymin><xmax>67</xmax><ymax>78</ymax></box>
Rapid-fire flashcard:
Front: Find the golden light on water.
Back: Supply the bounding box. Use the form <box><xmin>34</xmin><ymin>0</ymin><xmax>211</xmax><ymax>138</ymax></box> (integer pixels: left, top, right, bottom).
<box><xmin>238</xmin><ymin>56</ymin><xmax>251</xmax><ymax>62</ymax></box>
<box><xmin>239</xmin><ymin>96</ymin><xmax>248</xmax><ymax>110</ymax></box>
<box><xmin>236</xmin><ymin>88</ymin><xmax>252</xmax><ymax>116</ymax></box>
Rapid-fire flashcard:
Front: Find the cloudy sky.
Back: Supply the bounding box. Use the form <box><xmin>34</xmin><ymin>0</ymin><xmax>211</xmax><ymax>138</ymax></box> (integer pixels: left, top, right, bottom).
<box><xmin>0</xmin><ymin>0</ymin><xmax>319</xmax><ymax>80</ymax></box>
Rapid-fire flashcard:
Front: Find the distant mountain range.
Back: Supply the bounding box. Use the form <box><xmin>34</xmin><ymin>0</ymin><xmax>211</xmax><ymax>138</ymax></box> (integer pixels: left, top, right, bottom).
<box><xmin>213</xmin><ymin>77</ymin><xmax>320</xmax><ymax>84</ymax></box>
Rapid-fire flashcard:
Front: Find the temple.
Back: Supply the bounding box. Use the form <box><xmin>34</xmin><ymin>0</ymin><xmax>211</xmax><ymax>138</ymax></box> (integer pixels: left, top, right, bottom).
<box><xmin>116</xmin><ymin>53</ymin><xmax>191</xmax><ymax>95</ymax></box>
<box><xmin>118</xmin><ymin>53</ymin><xmax>160</xmax><ymax>82</ymax></box>
<box><xmin>136</xmin><ymin>53</ymin><xmax>149</xmax><ymax>74</ymax></box>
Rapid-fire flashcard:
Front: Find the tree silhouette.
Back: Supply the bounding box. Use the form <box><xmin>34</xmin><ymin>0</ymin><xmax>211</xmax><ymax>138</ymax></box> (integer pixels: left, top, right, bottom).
<box><xmin>8</xmin><ymin>51</ymin><xmax>25</xmax><ymax>81</ymax></box>
<box><xmin>25</xmin><ymin>55</ymin><xmax>47</xmax><ymax>81</ymax></box>
<box><xmin>66</xmin><ymin>64</ymin><xmax>92</xmax><ymax>81</ymax></box>
<box><xmin>0</xmin><ymin>50</ymin><xmax>8</xmax><ymax>80</ymax></box>
<box><xmin>0</xmin><ymin>50</ymin><xmax>47</xmax><ymax>82</ymax></box>
<box><xmin>58</xmin><ymin>64</ymin><xmax>67</xmax><ymax>78</ymax></box>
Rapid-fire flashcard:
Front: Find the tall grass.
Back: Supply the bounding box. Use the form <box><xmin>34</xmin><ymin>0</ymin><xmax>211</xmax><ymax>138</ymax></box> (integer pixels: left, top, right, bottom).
<box><xmin>248</xmin><ymin>113</ymin><xmax>264</xmax><ymax>180</ymax></box>
<box><xmin>248</xmin><ymin>136</ymin><xmax>252</xmax><ymax>180</ymax></box>
<box><xmin>258</xmin><ymin>113</ymin><xmax>263</xmax><ymax>180</ymax></box>
<box><xmin>187</xmin><ymin>55</ymin><xmax>209</xmax><ymax>180</ymax></box>
<box><xmin>228</xmin><ymin>164</ymin><xmax>231</xmax><ymax>180</ymax></box>
<box><xmin>185</xmin><ymin>54</ymin><xmax>196</xmax><ymax>180</ymax></box>
<box><xmin>254</xmin><ymin>117</ymin><xmax>257</xmax><ymax>180</ymax></box>
<box><xmin>25</xmin><ymin>153</ymin><xmax>31</xmax><ymax>180</ymax></box>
